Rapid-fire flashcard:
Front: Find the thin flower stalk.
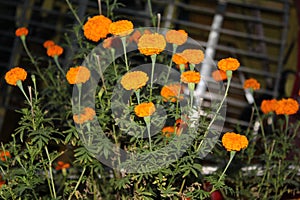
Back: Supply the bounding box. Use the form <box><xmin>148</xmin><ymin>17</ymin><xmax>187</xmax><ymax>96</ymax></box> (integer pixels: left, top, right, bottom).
<box><xmin>149</xmin><ymin>54</ymin><xmax>157</xmax><ymax>101</ymax></box>
<box><xmin>121</xmin><ymin>37</ymin><xmax>129</xmax><ymax>71</ymax></box>
<box><xmin>68</xmin><ymin>166</ymin><xmax>86</xmax><ymax>200</ymax></box>
<box><xmin>165</xmin><ymin>44</ymin><xmax>177</xmax><ymax>84</ymax></box>
<box><xmin>65</xmin><ymin>0</ymin><xmax>83</xmax><ymax>26</ymax></box>
<box><xmin>53</xmin><ymin>56</ymin><xmax>65</xmax><ymax>76</ymax></box>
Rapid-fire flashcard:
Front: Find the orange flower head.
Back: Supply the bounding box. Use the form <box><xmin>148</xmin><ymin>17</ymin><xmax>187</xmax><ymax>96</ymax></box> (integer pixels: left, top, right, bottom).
<box><xmin>83</xmin><ymin>15</ymin><xmax>112</xmax><ymax>42</ymax></box>
<box><xmin>275</xmin><ymin>98</ymin><xmax>299</xmax><ymax>115</ymax></box>
<box><xmin>217</xmin><ymin>57</ymin><xmax>240</xmax><ymax>71</ymax></box>
<box><xmin>102</xmin><ymin>36</ymin><xmax>121</xmax><ymax>49</ymax></box>
<box><xmin>138</xmin><ymin>33</ymin><xmax>166</xmax><ymax>56</ymax></box>
<box><xmin>0</xmin><ymin>151</ymin><xmax>11</xmax><ymax>161</ymax></box>
<box><xmin>212</xmin><ymin>70</ymin><xmax>227</xmax><ymax>82</ymax></box>
<box><xmin>260</xmin><ymin>99</ymin><xmax>278</xmax><ymax>114</ymax></box>
<box><xmin>222</xmin><ymin>132</ymin><xmax>248</xmax><ymax>151</ymax></box>
<box><xmin>55</xmin><ymin>161</ymin><xmax>71</xmax><ymax>170</ymax></box>
<box><xmin>109</xmin><ymin>20</ymin><xmax>134</xmax><ymax>37</ymax></box>
<box><xmin>182</xmin><ymin>49</ymin><xmax>204</xmax><ymax>65</ymax></box>
<box><xmin>162</xmin><ymin>126</ymin><xmax>175</xmax><ymax>138</ymax></box>
<box><xmin>134</xmin><ymin>102</ymin><xmax>156</xmax><ymax>117</ymax></box>
<box><xmin>47</xmin><ymin>44</ymin><xmax>63</xmax><ymax>57</ymax></box>
<box><xmin>120</xmin><ymin>71</ymin><xmax>149</xmax><ymax>90</ymax></box>
<box><xmin>166</xmin><ymin>29</ymin><xmax>188</xmax><ymax>45</ymax></box>
<box><xmin>172</xmin><ymin>53</ymin><xmax>188</xmax><ymax>65</ymax></box>
<box><xmin>5</xmin><ymin>67</ymin><xmax>27</xmax><ymax>86</ymax></box>
<box><xmin>73</xmin><ymin>107</ymin><xmax>96</xmax><ymax>124</ymax></box>
<box><xmin>15</xmin><ymin>27</ymin><xmax>28</xmax><ymax>37</ymax></box>
<box><xmin>43</xmin><ymin>40</ymin><xmax>55</xmax><ymax>48</ymax></box>
<box><xmin>160</xmin><ymin>83</ymin><xmax>183</xmax><ymax>102</ymax></box>
<box><xmin>66</xmin><ymin>66</ymin><xmax>91</xmax><ymax>84</ymax></box>
<box><xmin>129</xmin><ymin>30</ymin><xmax>142</xmax><ymax>43</ymax></box>
<box><xmin>243</xmin><ymin>78</ymin><xmax>260</xmax><ymax>90</ymax></box>
<box><xmin>181</xmin><ymin>71</ymin><xmax>201</xmax><ymax>84</ymax></box>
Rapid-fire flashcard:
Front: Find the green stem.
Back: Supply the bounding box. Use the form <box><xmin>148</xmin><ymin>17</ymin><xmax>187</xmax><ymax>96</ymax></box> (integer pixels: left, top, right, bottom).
<box><xmin>179</xmin><ymin>178</ymin><xmax>186</xmax><ymax>194</ymax></box>
<box><xmin>68</xmin><ymin>166</ymin><xmax>86</xmax><ymax>200</ymax></box>
<box><xmin>144</xmin><ymin>116</ymin><xmax>152</xmax><ymax>151</ymax></box>
<box><xmin>45</xmin><ymin>146</ymin><xmax>56</xmax><ymax>199</ymax></box>
<box><xmin>253</xmin><ymin>97</ymin><xmax>268</xmax><ymax>152</ymax></box>
<box><xmin>135</xmin><ymin>89</ymin><xmax>140</xmax><ymax>104</ymax></box>
<box><xmin>147</xmin><ymin>0</ymin><xmax>156</xmax><ymax>27</ymax></box>
<box><xmin>149</xmin><ymin>54</ymin><xmax>157</xmax><ymax>101</ymax></box>
<box><xmin>16</xmin><ymin>80</ymin><xmax>31</xmax><ymax>106</ymax></box>
<box><xmin>54</xmin><ymin>56</ymin><xmax>65</xmax><ymax>76</ymax></box>
<box><xmin>121</xmin><ymin>37</ymin><xmax>129</xmax><ymax>71</ymax></box>
<box><xmin>65</xmin><ymin>0</ymin><xmax>83</xmax><ymax>26</ymax></box>
<box><xmin>77</xmin><ymin>83</ymin><xmax>82</xmax><ymax>113</ymax></box>
<box><xmin>165</xmin><ymin>44</ymin><xmax>177</xmax><ymax>83</ymax></box>
<box><xmin>111</xmin><ymin>48</ymin><xmax>118</xmax><ymax>78</ymax></box>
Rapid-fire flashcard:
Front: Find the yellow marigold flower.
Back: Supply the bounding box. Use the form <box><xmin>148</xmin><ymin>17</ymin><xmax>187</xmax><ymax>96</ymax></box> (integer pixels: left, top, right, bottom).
<box><xmin>43</xmin><ymin>40</ymin><xmax>55</xmax><ymax>48</ymax></box>
<box><xmin>73</xmin><ymin>107</ymin><xmax>96</xmax><ymax>124</ymax></box>
<box><xmin>275</xmin><ymin>98</ymin><xmax>299</xmax><ymax>115</ymax></box>
<box><xmin>217</xmin><ymin>57</ymin><xmax>240</xmax><ymax>71</ymax></box>
<box><xmin>129</xmin><ymin>30</ymin><xmax>142</xmax><ymax>43</ymax></box>
<box><xmin>172</xmin><ymin>53</ymin><xmax>188</xmax><ymax>65</ymax></box>
<box><xmin>134</xmin><ymin>102</ymin><xmax>156</xmax><ymax>117</ymax></box>
<box><xmin>47</xmin><ymin>44</ymin><xmax>63</xmax><ymax>57</ymax></box>
<box><xmin>243</xmin><ymin>78</ymin><xmax>260</xmax><ymax>90</ymax></box>
<box><xmin>120</xmin><ymin>71</ymin><xmax>149</xmax><ymax>90</ymax></box>
<box><xmin>222</xmin><ymin>132</ymin><xmax>248</xmax><ymax>151</ymax></box>
<box><xmin>181</xmin><ymin>71</ymin><xmax>201</xmax><ymax>83</ymax></box>
<box><xmin>83</xmin><ymin>15</ymin><xmax>112</xmax><ymax>42</ymax></box>
<box><xmin>15</xmin><ymin>27</ymin><xmax>28</xmax><ymax>37</ymax></box>
<box><xmin>5</xmin><ymin>67</ymin><xmax>27</xmax><ymax>86</ymax></box>
<box><xmin>260</xmin><ymin>99</ymin><xmax>278</xmax><ymax>114</ymax></box>
<box><xmin>182</xmin><ymin>49</ymin><xmax>204</xmax><ymax>64</ymax></box>
<box><xmin>66</xmin><ymin>66</ymin><xmax>91</xmax><ymax>84</ymax></box>
<box><xmin>138</xmin><ymin>33</ymin><xmax>166</xmax><ymax>56</ymax></box>
<box><xmin>160</xmin><ymin>83</ymin><xmax>183</xmax><ymax>102</ymax></box>
<box><xmin>109</xmin><ymin>20</ymin><xmax>134</xmax><ymax>37</ymax></box>
<box><xmin>166</xmin><ymin>29</ymin><xmax>188</xmax><ymax>45</ymax></box>
<box><xmin>211</xmin><ymin>70</ymin><xmax>227</xmax><ymax>82</ymax></box>
<box><xmin>55</xmin><ymin>161</ymin><xmax>70</xmax><ymax>171</ymax></box>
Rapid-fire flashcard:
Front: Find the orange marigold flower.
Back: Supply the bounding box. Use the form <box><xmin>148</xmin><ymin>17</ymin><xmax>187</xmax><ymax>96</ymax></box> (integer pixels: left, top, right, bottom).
<box><xmin>73</xmin><ymin>107</ymin><xmax>96</xmax><ymax>124</ymax></box>
<box><xmin>47</xmin><ymin>44</ymin><xmax>63</xmax><ymax>57</ymax></box>
<box><xmin>243</xmin><ymin>78</ymin><xmax>260</xmax><ymax>90</ymax></box>
<box><xmin>222</xmin><ymin>132</ymin><xmax>248</xmax><ymax>151</ymax></box>
<box><xmin>43</xmin><ymin>40</ymin><xmax>55</xmax><ymax>48</ymax></box>
<box><xmin>172</xmin><ymin>53</ymin><xmax>188</xmax><ymax>65</ymax></box>
<box><xmin>66</xmin><ymin>66</ymin><xmax>91</xmax><ymax>84</ymax></box>
<box><xmin>134</xmin><ymin>102</ymin><xmax>156</xmax><ymax>117</ymax></box>
<box><xmin>120</xmin><ymin>71</ymin><xmax>149</xmax><ymax>90</ymax></box>
<box><xmin>129</xmin><ymin>30</ymin><xmax>142</xmax><ymax>43</ymax></box>
<box><xmin>0</xmin><ymin>151</ymin><xmax>11</xmax><ymax>161</ymax></box>
<box><xmin>182</xmin><ymin>49</ymin><xmax>204</xmax><ymax>65</ymax></box>
<box><xmin>260</xmin><ymin>99</ymin><xmax>277</xmax><ymax>114</ymax></box>
<box><xmin>217</xmin><ymin>57</ymin><xmax>240</xmax><ymax>71</ymax></box>
<box><xmin>138</xmin><ymin>33</ymin><xmax>166</xmax><ymax>56</ymax></box>
<box><xmin>15</xmin><ymin>27</ymin><xmax>28</xmax><ymax>37</ymax></box>
<box><xmin>5</xmin><ymin>67</ymin><xmax>27</xmax><ymax>86</ymax></box>
<box><xmin>212</xmin><ymin>70</ymin><xmax>227</xmax><ymax>82</ymax></box>
<box><xmin>181</xmin><ymin>71</ymin><xmax>201</xmax><ymax>83</ymax></box>
<box><xmin>109</xmin><ymin>20</ymin><xmax>134</xmax><ymax>37</ymax></box>
<box><xmin>103</xmin><ymin>36</ymin><xmax>121</xmax><ymax>49</ymax></box>
<box><xmin>55</xmin><ymin>161</ymin><xmax>70</xmax><ymax>170</ymax></box>
<box><xmin>0</xmin><ymin>180</ymin><xmax>5</xmax><ymax>188</ymax></box>
<box><xmin>275</xmin><ymin>98</ymin><xmax>299</xmax><ymax>115</ymax></box>
<box><xmin>162</xmin><ymin>126</ymin><xmax>175</xmax><ymax>138</ymax></box>
<box><xmin>83</xmin><ymin>15</ymin><xmax>112</xmax><ymax>42</ymax></box>
<box><xmin>160</xmin><ymin>83</ymin><xmax>183</xmax><ymax>102</ymax></box>
<box><xmin>166</xmin><ymin>29</ymin><xmax>188</xmax><ymax>45</ymax></box>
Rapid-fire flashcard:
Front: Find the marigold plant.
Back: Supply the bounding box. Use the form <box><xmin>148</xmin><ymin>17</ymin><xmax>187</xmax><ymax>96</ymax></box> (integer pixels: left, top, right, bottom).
<box><xmin>160</xmin><ymin>83</ymin><xmax>182</xmax><ymax>102</ymax></box>
<box><xmin>162</xmin><ymin>126</ymin><xmax>175</xmax><ymax>138</ymax></box>
<box><xmin>83</xmin><ymin>15</ymin><xmax>112</xmax><ymax>42</ymax></box>
<box><xmin>165</xmin><ymin>29</ymin><xmax>188</xmax><ymax>45</ymax></box>
<box><xmin>217</xmin><ymin>57</ymin><xmax>240</xmax><ymax>71</ymax></box>
<box><xmin>222</xmin><ymin>132</ymin><xmax>248</xmax><ymax>151</ymax></box>
<box><xmin>137</xmin><ymin>33</ymin><xmax>166</xmax><ymax>56</ymax></box>
<box><xmin>134</xmin><ymin>102</ymin><xmax>156</xmax><ymax>117</ymax></box>
<box><xmin>15</xmin><ymin>27</ymin><xmax>28</xmax><ymax>37</ymax></box>
<box><xmin>73</xmin><ymin>107</ymin><xmax>96</xmax><ymax>124</ymax></box>
<box><xmin>102</xmin><ymin>36</ymin><xmax>121</xmax><ymax>49</ymax></box>
<box><xmin>55</xmin><ymin>161</ymin><xmax>71</xmax><ymax>171</ymax></box>
<box><xmin>5</xmin><ymin>67</ymin><xmax>27</xmax><ymax>86</ymax></box>
<box><xmin>172</xmin><ymin>53</ymin><xmax>188</xmax><ymax>65</ymax></box>
<box><xmin>260</xmin><ymin>99</ymin><xmax>278</xmax><ymax>114</ymax></box>
<box><xmin>274</xmin><ymin>98</ymin><xmax>299</xmax><ymax>115</ymax></box>
<box><xmin>120</xmin><ymin>71</ymin><xmax>149</xmax><ymax>90</ymax></box>
<box><xmin>211</xmin><ymin>70</ymin><xmax>227</xmax><ymax>82</ymax></box>
<box><xmin>0</xmin><ymin>151</ymin><xmax>11</xmax><ymax>161</ymax></box>
<box><xmin>129</xmin><ymin>30</ymin><xmax>142</xmax><ymax>43</ymax></box>
<box><xmin>109</xmin><ymin>20</ymin><xmax>134</xmax><ymax>36</ymax></box>
<box><xmin>43</xmin><ymin>40</ymin><xmax>55</xmax><ymax>48</ymax></box>
<box><xmin>66</xmin><ymin>66</ymin><xmax>91</xmax><ymax>84</ymax></box>
<box><xmin>243</xmin><ymin>78</ymin><xmax>260</xmax><ymax>90</ymax></box>
<box><xmin>182</xmin><ymin>49</ymin><xmax>204</xmax><ymax>65</ymax></box>
<box><xmin>180</xmin><ymin>71</ymin><xmax>201</xmax><ymax>84</ymax></box>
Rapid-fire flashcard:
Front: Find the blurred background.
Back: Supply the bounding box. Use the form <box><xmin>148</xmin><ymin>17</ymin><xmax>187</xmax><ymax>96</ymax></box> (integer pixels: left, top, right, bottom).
<box><xmin>0</xmin><ymin>0</ymin><xmax>299</xmax><ymax>142</ymax></box>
